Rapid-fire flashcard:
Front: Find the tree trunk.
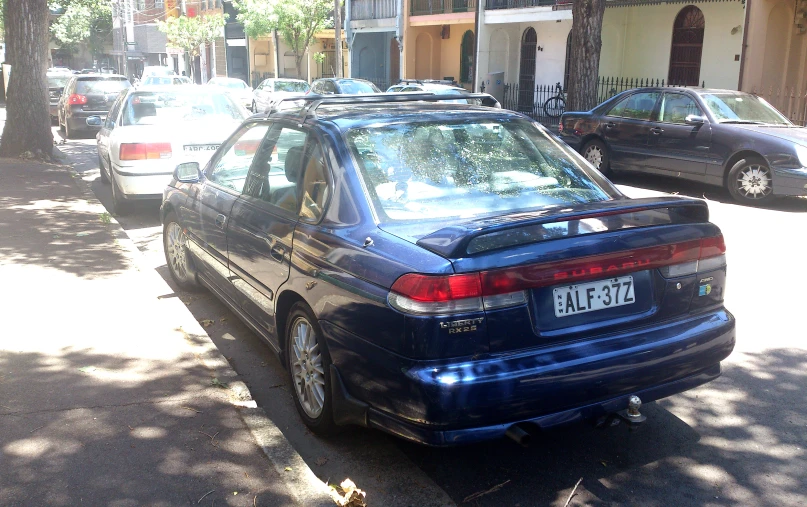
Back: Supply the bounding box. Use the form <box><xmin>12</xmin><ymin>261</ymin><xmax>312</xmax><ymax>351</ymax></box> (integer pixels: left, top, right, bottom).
<box><xmin>334</xmin><ymin>0</ymin><xmax>342</xmax><ymax>78</ymax></box>
<box><xmin>566</xmin><ymin>0</ymin><xmax>606</xmax><ymax>112</ymax></box>
<box><xmin>295</xmin><ymin>53</ymin><xmax>304</xmax><ymax>80</ymax></box>
<box><xmin>0</xmin><ymin>0</ymin><xmax>53</xmax><ymax>159</ymax></box>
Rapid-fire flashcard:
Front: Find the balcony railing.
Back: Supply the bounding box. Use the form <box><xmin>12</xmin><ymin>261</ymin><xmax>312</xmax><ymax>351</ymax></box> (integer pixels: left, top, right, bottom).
<box><xmin>351</xmin><ymin>0</ymin><xmax>397</xmax><ymax>20</ymax></box>
<box><xmin>411</xmin><ymin>0</ymin><xmax>477</xmax><ymax>15</ymax></box>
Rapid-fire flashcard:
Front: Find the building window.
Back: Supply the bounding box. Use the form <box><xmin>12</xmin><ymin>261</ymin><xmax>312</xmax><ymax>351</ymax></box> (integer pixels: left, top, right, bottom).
<box><xmin>136</xmin><ymin>0</ymin><xmax>145</xmax><ymax>10</ymax></box>
<box><xmin>668</xmin><ymin>6</ymin><xmax>705</xmax><ymax>86</ymax></box>
<box><xmin>460</xmin><ymin>30</ymin><xmax>474</xmax><ymax>83</ymax></box>
<box><xmin>155</xmin><ymin>0</ymin><xmax>164</xmax><ymax>8</ymax></box>
<box><xmin>518</xmin><ymin>27</ymin><xmax>537</xmax><ymax>112</ymax></box>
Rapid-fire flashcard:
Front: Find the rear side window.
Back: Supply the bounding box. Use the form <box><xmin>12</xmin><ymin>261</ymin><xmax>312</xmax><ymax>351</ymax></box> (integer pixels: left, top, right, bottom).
<box><xmin>347</xmin><ymin>118</ymin><xmax>613</xmax><ymax>223</ymax></box>
<box><xmin>606</xmin><ymin>92</ymin><xmax>660</xmax><ymax>120</ymax></box>
<box><xmin>76</xmin><ymin>78</ymin><xmax>131</xmax><ymax>94</ymax></box>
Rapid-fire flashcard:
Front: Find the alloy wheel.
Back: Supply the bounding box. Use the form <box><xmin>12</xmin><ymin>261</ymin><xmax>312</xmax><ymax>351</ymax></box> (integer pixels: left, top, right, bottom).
<box><xmin>165</xmin><ymin>222</ymin><xmax>190</xmax><ymax>280</ymax></box>
<box><xmin>290</xmin><ymin>317</ymin><xmax>326</xmax><ymax>418</ymax></box>
<box><xmin>736</xmin><ymin>163</ymin><xmax>772</xmax><ymax>200</ymax></box>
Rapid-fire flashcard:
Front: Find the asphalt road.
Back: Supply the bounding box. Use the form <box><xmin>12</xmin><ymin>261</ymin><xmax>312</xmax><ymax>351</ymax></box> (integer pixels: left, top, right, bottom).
<box><xmin>54</xmin><ymin>127</ymin><xmax>806</xmax><ymax>507</ymax></box>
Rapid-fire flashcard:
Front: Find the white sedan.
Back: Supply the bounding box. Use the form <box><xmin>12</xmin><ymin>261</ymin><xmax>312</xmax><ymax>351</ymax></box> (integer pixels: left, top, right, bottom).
<box><xmin>253</xmin><ymin>78</ymin><xmax>310</xmax><ymax>113</ymax></box>
<box><xmin>95</xmin><ymin>86</ymin><xmax>248</xmax><ymax>214</ymax></box>
<box><xmin>206</xmin><ymin>77</ymin><xmax>254</xmax><ymax>111</ymax></box>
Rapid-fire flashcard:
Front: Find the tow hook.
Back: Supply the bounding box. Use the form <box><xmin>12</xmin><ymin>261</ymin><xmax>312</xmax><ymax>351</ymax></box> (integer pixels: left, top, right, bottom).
<box><xmin>615</xmin><ymin>395</ymin><xmax>646</xmax><ymax>427</ymax></box>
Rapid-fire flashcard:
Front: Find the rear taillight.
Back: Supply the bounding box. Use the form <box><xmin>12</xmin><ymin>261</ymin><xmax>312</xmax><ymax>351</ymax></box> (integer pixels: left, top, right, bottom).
<box><xmin>389</xmin><ymin>235</ymin><xmax>726</xmax><ymax>315</ymax></box>
<box><xmin>68</xmin><ymin>94</ymin><xmax>87</xmax><ymax>105</ymax></box>
<box><xmin>119</xmin><ymin>143</ymin><xmax>172</xmax><ymax>161</ymax></box>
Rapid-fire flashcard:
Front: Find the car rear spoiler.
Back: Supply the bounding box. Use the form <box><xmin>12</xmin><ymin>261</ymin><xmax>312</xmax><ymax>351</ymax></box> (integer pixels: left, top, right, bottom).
<box><xmin>415</xmin><ymin>196</ymin><xmax>710</xmax><ymax>258</ymax></box>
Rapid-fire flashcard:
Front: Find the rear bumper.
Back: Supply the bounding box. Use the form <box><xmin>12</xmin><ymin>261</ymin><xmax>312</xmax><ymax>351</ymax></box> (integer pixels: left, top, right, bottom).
<box><xmin>772</xmin><ymin>166</ymin><xmax>807</xmax><ymax>196</ymax></box>
<box><xmin>112</xmin><ymin>162</ymin><xmax>173</xmax><ymax>198</ymax></box>
<box><xmin>324</xmin><ymin>308</ymin><xmax>735</xmax><ymax>446</ymax></box>
<box><xmin>66</xmin><ymin>110</ymin><xmax>106</xmax><ymax>131</ymax></box>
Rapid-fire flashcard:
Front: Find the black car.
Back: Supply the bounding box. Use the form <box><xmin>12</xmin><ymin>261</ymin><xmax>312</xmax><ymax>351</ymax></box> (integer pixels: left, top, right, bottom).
<box><xmin>57</xmin><ymin>74</ymin><xmax>131</xmax><ymax>138</ymax></box>
<box><xmin>47</xmin><ymin>73</ymin><xmax>71</xmax><ymax>123</ymax></box>
<box><xmin>308</xmin><ymin>78</ymin><xmax>381</xmax><ymax>95</ymax></box>
<box><xmin>560</xmin><ymin>88</ymin><xmax>807</xmax><ymax>204</ymax></box>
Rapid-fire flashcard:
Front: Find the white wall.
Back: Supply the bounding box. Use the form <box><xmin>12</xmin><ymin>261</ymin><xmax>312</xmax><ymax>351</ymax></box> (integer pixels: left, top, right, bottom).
<box><xmin>600</xmin><ymin>2</ymin><xmax>745</xmax><ymax>89</ymax></box>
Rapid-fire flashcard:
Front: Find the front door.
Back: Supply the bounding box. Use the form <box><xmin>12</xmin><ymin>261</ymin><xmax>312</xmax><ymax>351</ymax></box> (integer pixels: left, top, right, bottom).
<box><xmin>227</xmin><ymin>123</ymin><xmax>309</xmax><ymax>342</ymax></box>
<box><xmin>602</xmin><ymin>91</ymin><xmax>661</xmax><ymax>172</ymax></box>
<box><xmin>184</xmin><ymin>123</ymin><xmax>270</xmax><ymax>300</ymax></box>
<box><xmin>645</xmin><ymin>91</ymin><xmax>711</xmax><ymax>177</ymax></box>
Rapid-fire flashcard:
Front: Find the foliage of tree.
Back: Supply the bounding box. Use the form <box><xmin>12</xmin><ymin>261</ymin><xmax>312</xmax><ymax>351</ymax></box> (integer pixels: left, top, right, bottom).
<box><xmin>567</xmin><ymin>0</ymin><xmax>606</xmax><ymax>112</ymax></box>
<box><xmin>0</xmin><ymin>0</ymin><xmax>52</xmax><ymax>159</ymax></box>
<box><xmin>234</xmin><ymin>0</ymin><xmax>333</xmax><ymax>79</ymax></box>
<box><xmin>49</xmin><ymin>0</ymin><xmax>113</xmax><ymax>57</ymax></box>
<box><xmin>157</xmin><ymin>13</ymin><xmax>226</xmax><ymax>80</ymax></box>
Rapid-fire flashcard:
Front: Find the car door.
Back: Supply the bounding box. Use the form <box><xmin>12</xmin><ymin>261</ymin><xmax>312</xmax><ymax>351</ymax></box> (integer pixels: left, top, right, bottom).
<box><xmin>226</xmin><ymin>123</ymin><xmax>311</xmax><ymax>339</ymax></box>
<box><xmin>601</xmin><ymin>91</ymin><xmax>661</xmax><ymax>172</ymax></box>
<box><xmin>644</xmin><ymin>91</ymin><xmax>711</xmax><ymax>178</ymax></box>
<box><xmin>183</xmin><ymin>123</ymin><xmax>271</xmax><ymax>302</ymax></box>
<box><xmin>97</xmin><ymin>91</ymin><xmax>127</xmax><ymax>166</ymax></box>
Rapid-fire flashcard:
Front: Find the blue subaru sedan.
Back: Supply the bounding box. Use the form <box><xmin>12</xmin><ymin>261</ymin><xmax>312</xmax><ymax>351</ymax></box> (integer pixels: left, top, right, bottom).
<box><xmin>161</xmin><ymin>94</ymin><xmax>735</xmax><ymax>446</ymax></box>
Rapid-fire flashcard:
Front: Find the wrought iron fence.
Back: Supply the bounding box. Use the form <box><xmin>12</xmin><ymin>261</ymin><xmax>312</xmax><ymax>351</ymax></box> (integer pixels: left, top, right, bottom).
<box><xmin>750</xmin><ymin>85</ymin><xmax>807</xmax><ymax>126</ymax></box>
<box><xmin>351</xmin><ymin>0</ymin><xmax>397</xmax><ymax>20</ymax></box>
<box><xmin>494</xmin><ymin>77</ymin><xmax>705</xmax><ymax>127</ymax></box>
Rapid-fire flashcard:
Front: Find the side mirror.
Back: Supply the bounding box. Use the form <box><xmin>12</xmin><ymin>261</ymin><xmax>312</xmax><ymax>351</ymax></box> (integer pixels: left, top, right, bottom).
<box><xmin>685</xmin><ymin>114</ymin><xmax>706</xmax><ymax>125</ymax></box>
<box><xmin>174</xmin><ymin>162</ymin><xmax>202</xmax><ymax>183</ymax></box>
<box><xmin>86</xmin><ymin>116</ymin><xmax>103</xmax><ymax>127</ymax></box>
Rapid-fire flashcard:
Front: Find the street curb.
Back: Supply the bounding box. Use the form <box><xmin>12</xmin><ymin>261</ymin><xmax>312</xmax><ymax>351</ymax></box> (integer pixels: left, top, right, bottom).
<box><xmin>58</xmin><ymin>156</ymin><xmax>335</xmax><ymax>506</ymax></box>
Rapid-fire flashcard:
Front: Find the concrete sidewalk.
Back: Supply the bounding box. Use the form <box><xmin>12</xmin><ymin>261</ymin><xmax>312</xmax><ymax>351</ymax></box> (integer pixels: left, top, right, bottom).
<box><xmin>0</xmin><ymin>157</ymin><xmax>334</xmax><ymax>506</ymax></box>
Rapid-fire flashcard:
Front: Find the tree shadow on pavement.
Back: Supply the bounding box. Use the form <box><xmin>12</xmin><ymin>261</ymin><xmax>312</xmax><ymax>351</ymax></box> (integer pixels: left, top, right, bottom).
<box><xmin>0</xmin><ymin>159</ymin><xmax>129</xmax><ymax>278</ymax></box>
<box><xmin>0</xmin><ymin>348</ymin><xmax>296</xmax><ymax>506</ymax></box>
<box><xmin>610</xmin><ymin>172</ymin><xmax>807</xmax><ymax>213</ymax></box>
<box><xmin>396</xmin><ymin>348</ymin><xmax>807</xmax><ymax>507</ymax></box>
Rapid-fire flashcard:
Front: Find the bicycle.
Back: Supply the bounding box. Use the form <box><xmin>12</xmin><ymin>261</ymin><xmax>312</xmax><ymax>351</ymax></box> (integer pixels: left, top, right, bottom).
<box><xmin>543</xmin><ymin>82</ymin><xmax>566</xmax><ymax>118</ymax></box>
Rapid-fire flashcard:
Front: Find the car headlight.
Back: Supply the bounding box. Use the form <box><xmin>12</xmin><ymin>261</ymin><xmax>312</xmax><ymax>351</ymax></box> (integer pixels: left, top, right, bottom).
<box><xmin>795</xmin><ymin>145</ymin><xmax>807</xmax><ymax>167</ymax></box>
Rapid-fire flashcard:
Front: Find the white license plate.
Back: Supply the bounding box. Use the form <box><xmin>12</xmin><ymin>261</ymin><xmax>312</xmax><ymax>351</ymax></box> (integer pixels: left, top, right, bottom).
<box><xmin>553</xmin><ymin>276</ymin><xmax>635</xmax><ymax>318</ymax></box>
<box><xmin>184</xmin><ymin>144</ymin><xmax>219</xmax><ymax>152</ymax></box>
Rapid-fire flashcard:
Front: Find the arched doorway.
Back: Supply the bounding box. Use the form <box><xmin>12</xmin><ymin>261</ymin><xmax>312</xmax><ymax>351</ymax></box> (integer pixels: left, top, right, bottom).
<box><xmin>460</xmin><ymin>30</ymin><xmax>474</xmax><ymax>84</ymax></box>
<box><xmin>518</xmin><ymin>27</ymin><xmax>537</xmax><ymax>112</ymax></box>
<box><xmin>668</xmin><ymin>6</ymin><xmax>705</xmax><ymax>86</ymax></box>
<box><xmin>390</xmin><ymin>37</ymin><xmax>400</xmax><ymax>85</ymax></box>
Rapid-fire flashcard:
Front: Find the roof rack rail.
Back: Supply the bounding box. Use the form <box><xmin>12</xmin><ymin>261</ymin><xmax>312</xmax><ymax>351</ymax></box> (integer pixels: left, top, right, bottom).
<box><xmin>270</xmin><ymin>92</ymin><xmax>495</xmax><ymax>119</ymax></box>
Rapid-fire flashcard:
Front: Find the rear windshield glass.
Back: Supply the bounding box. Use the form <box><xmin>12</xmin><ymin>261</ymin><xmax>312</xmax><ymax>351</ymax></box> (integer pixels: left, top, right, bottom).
<box><xmin>121</xmin><ymin>90</ymin><xmax>246</xmax><ymax>126</ymax></box>
<box><xmin>347</xmin><ymin>119</ymin><xmax>613</xmax><ymax>222</ymax></box>
<box><xmin>275</xmin><ymin>81</ymin><xmax>309</xmax><ymax>93</ymax></box>
<box><xmin>144</xmin><ymin>77</ymin><xmax>174</xmax><ymax>85</ymax></box>
<box><xmin>76</xmin><ymin>78</ymin><xmax>130</xmax><ymax>94</ymax></box>
<box><xmin>48</xmin><ymin>75</ymin><xmax>70</xmax><ymax>88</ymax></box>
<box><xmin>338</xmin><ymin>80</ymin><xmax>379</xmax><ymax>94</ymax></box>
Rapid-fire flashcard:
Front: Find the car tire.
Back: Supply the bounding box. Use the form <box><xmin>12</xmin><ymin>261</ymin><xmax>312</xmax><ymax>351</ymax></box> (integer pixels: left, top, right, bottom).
<box><xmin>110</xmin><ymin>173</ymin><xmax>130</xmax><ymax>216</ymax></box>
<box><xmin>286</xmin><ymin>302</ymin><xmax>338</xmax><ymax>435</ymax></box>
<box><xmin>727</xmin><ymin>156</ymin><xmax>775</xmax><ymax>205</ymax></box>
<box><xmin>163</xmin><ymin>212</ymin><xmax>201</xmax><ymax>290</ymax></box>
<box><xmin>582</xmin><ymin>139</ymin><xmax>612</xmax><ymax>176</ymax></box>
<box><xmin>98</xmin><ymin>154</ymin><xmax>109</xmax><ymax>184</ymax></box>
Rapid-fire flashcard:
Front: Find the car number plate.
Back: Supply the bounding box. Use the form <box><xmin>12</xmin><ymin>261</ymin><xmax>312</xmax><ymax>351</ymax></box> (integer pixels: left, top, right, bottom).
<box><xmin>553</xmin><ymin>276</ymin><xmax>635</xmax><ymax>318</ymax></box>
<box><xmin>184</xmin><ymin>144</ymin><xmax>219</xmax><ymax>152</ymax></box>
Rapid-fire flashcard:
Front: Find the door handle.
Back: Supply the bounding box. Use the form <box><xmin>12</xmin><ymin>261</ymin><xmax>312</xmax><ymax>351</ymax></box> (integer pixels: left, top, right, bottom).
<box><xmin>650</xmin><ymin>127</ymin><xmax>664</xmax><ymax>135</ymax></box>
<box><xmin>604</xmin><ymin>122</ymin><xmax>616</xmax><ymax>129</ymax></box>
<box><xmin>270</xmin><ymin>245</ymin><xmax>284</xmax><ymax>262</ymax></box>
<box><xmin>215</xmin><ymin>214</ymin><xmax>227</xmax><ymax>229</ymax></box>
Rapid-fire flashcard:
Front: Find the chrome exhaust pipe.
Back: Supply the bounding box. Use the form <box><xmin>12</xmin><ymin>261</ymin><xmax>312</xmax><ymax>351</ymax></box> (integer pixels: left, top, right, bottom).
<box><xmin>505</xmin><ymin>424</ymin><xmax>532</xmax><ymax>447</ymax></box>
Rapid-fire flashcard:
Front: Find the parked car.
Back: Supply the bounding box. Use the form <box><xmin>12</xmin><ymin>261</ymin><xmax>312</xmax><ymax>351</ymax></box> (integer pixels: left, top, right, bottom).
<box><xmin>252</xmin><ymin>78</ymin><xmax>310</xmax><ymax>113</ymax></box>
<box><xmin>207</xmin><ymin>77</ymin><xmax>253</xmax><ymax>110</ymax></box>
<box><xmin>47</xmin><ymin>72</ymin><xmax>72</xmax><ymax>123</ymax></box>
<box><xmin>386</xmin><ymin>79</ymin><xmax>501</xmax><ymax>107</ymax></box>
<box><xmin>160</xmin><ymin>94</ymin><xmax>735</xmax><ymax>446</ymax></box>
<box><xmin>309</xmin><ymin>78</ymin><xmax>381</xmax><ymax>95</ymax></box>
<box><xmin>140</xmin><ymin>75</ymin><xmax>193</xmax><ymax>87</ymax></box>
<box><xmin>95</xmin><ymin>86</ymin><xmax>248</xmax><ymax>214</ymax></box>
<box><xmin>560</xmin><ymin>87</ymin><xmax>807</xmax><ymax>204</ymax></box>
<box><xmin>57</xmin><ymin>74</ymin><xmax>131</xmax><ymax>139</ymax></box>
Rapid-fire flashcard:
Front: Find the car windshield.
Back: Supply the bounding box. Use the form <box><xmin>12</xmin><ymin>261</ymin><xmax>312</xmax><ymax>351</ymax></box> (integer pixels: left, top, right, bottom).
<box><xmin>274</xmin><ymin>81</ymin><xmax>309</xmax><ymax>93</ymax></box>
<box><xmin>347</xmin><ymin>118</ymin><xmax>613</xmax><ymax>223</ymax></box>
<box><xmin>120</xmin><ymin>90</ymin><xmax>246</xmax><ymax>126</ymax></box>
<box><xmin>702</xmin><ymin>93</ymin><xmax>791</xmax><ymax>125</ymax></box>
<box><xmin>338</xmin><ymin>80</ymin><xmax>380</xmax><ymax>94</ymax></box>
<box><xmin>76</xmin><ymin>78</ymin><xmax>130</xmax><ymax>94</ymax></box>
<box><xmin>144</xmin><ymin>77</ymin><xmax>174</xmax><ymax>85</ymax></box>
<box><xmin>216</xmin><ymin>80</ymin><xmax>247</xmax><ymax>89</ymax></box>
<box><xmin>48</xmin><ymin>75</ymin><xmax>70</xmax><ymax>88</ymax></box>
